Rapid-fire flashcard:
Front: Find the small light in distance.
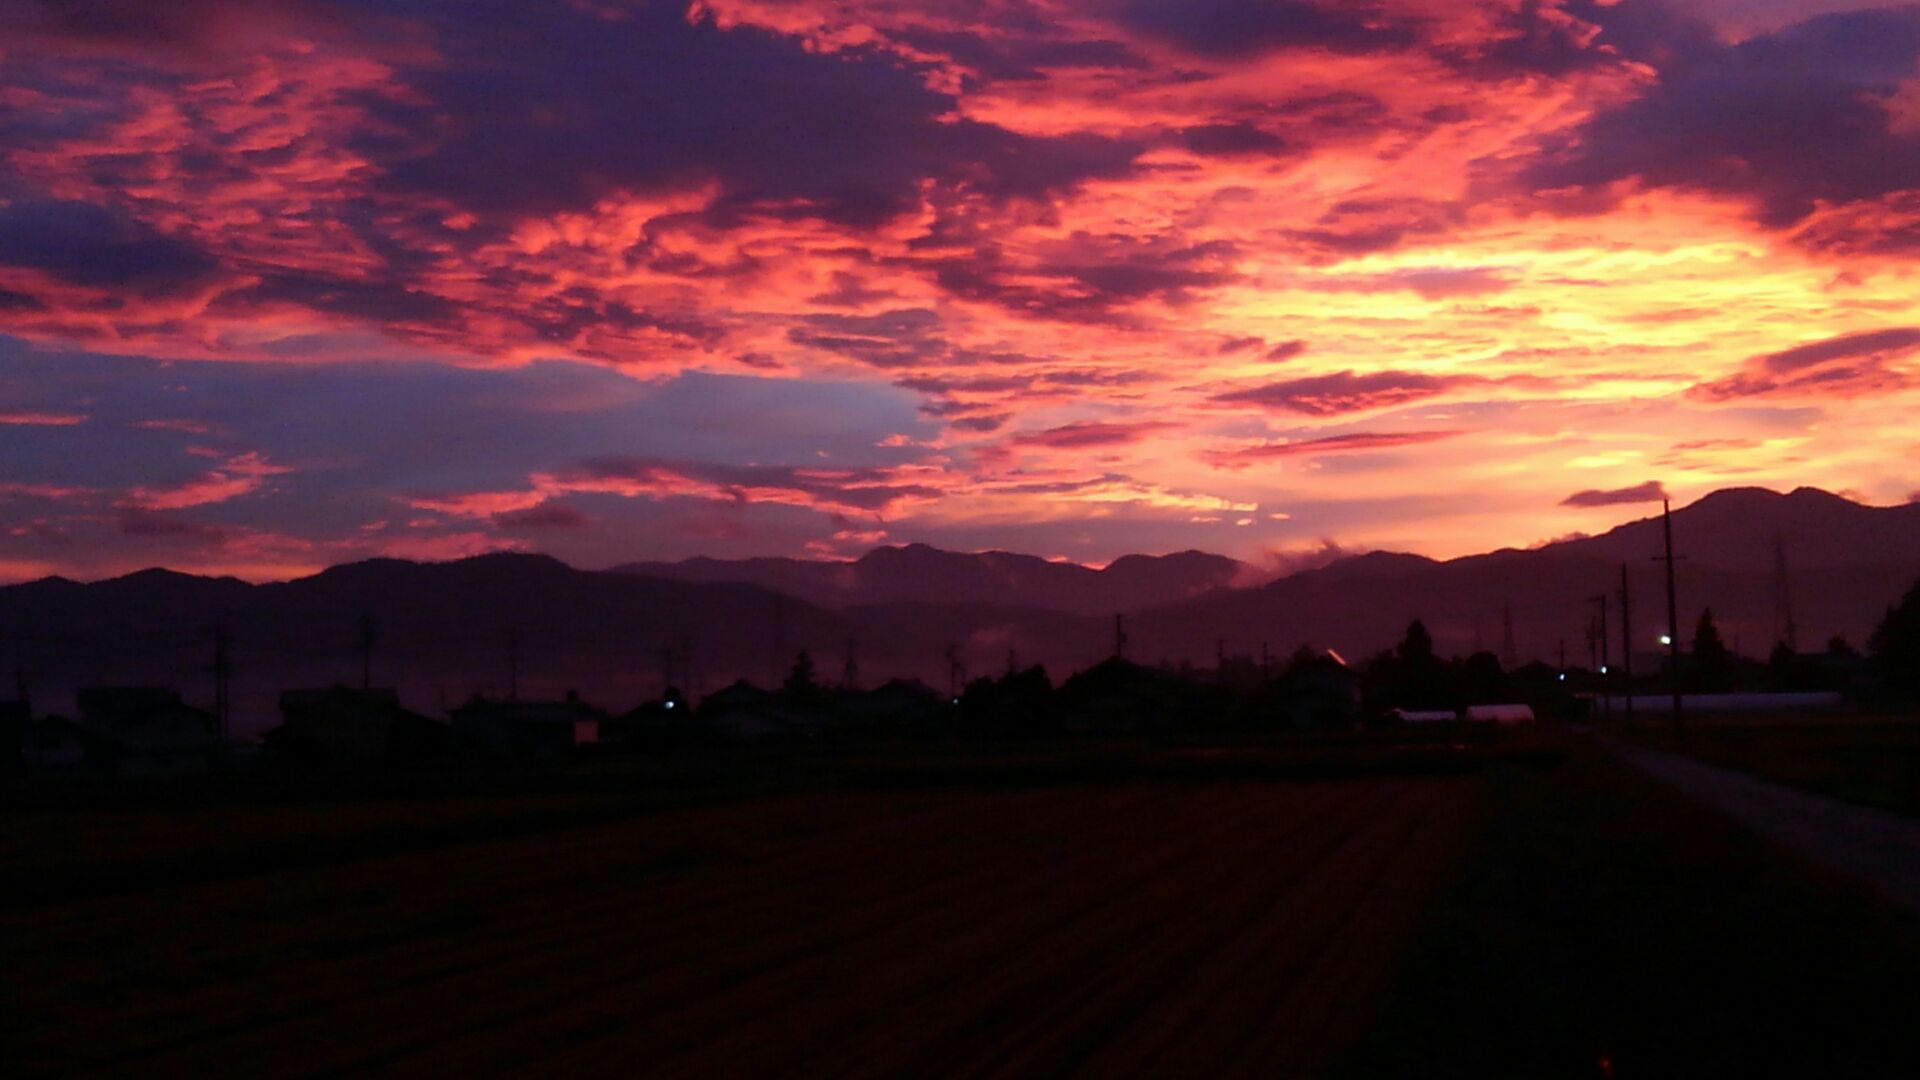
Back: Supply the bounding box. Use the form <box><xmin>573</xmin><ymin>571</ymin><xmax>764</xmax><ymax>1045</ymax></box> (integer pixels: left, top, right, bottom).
<box><xmin>1599</xmin><ymin>665</ymin><xmax>1609</xmax><ymax>674</ymax></box>
<box><xmin>1660</xmin><ymin>634</ymin><xmax>1673</xmax><ymax>646</ymax></box>
<box><xmin>665</xmin><ymin>700</ymin><xmax>675</xmax><ymax>710</ymax></box>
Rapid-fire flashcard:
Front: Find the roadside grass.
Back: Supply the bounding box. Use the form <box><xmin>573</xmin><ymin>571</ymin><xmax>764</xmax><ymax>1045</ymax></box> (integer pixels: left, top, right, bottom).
<box><xmin>1333</xmin><ymin>736</ymin><xmax>1920</xmax><ymax>1078</ymax></box>
<box><xmin>1625</xmin><ymin>718</ymin><xmax>1920</xmax><ymax>817</ymax></box>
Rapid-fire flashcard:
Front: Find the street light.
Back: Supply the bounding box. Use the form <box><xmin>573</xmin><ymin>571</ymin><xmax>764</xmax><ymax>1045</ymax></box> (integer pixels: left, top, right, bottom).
<box><xmin>1659</xmin><ymin>634</ymin><xmax>1673</xmax><ymax>646</ymax></box>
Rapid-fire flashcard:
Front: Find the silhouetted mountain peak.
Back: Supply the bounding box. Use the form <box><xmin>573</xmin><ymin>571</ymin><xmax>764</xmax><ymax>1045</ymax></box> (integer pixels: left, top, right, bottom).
<box><xmin>1548</xmin><ymin>484</ymin><xmax>1912</xmax><ymax>572</ymax></box>
<box><xmin>1292</xmin><ymin>550</ymin><xmax>1438</xmax><ymax>585</ymax></box>
<box><xmin>451</xmin><ymin>551</ymin><xmax>576</xmax><ymax>574</ymax></box>
<box><xmin>1784</xmin><ymin>486</ymin><xmax>1861</xmax><ymax>508</ymax></box>
<box><xmin>115</xmin><ymin>567</ymin><xmax>223</xmax><ymax>585</ymax></box>
<box><xmin>1106</xmin><ymin>550</ymin><xmax>1228</xmax><ymax>571</ymax></box>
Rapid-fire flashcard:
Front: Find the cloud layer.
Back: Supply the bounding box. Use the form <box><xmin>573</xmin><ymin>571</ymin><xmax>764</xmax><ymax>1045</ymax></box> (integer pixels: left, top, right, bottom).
<box><xmin>1</xmin><ymin>0</ymin><xmax>1918</xmax><ymax>578</ymax></box>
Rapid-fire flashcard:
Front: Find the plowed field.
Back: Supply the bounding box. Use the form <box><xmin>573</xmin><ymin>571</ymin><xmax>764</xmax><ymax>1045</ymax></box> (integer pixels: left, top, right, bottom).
<box><xmin>3</xmin><ymin>778</ymin><xmax>1476</xmax><ymax>1077</ymax></box>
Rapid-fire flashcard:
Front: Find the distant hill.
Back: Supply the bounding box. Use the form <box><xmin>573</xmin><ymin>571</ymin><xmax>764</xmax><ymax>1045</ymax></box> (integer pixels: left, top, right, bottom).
<box><xmin>612</xmin><ymin>543</ymin><xmax>1252</xmax><ymax>615</ymax></box>
<box><xmin>0</xmin><ymin>553</ymin><xmax>1110</xmax><ymax>736</ymax></box>
<box><xmin>3</xmin><ymin>487</ymin><xmax>1915</xmax><ymax>735</ymax></box>
<box><xmin>1135</xmin><ymin>487</ymin><xmax>1920</xmax><ymax>668</ymax></box>
<box><xmin>1547</xmin><ymin>487</ymin><xmax>1920</xmax><ymax>571</ymax></box>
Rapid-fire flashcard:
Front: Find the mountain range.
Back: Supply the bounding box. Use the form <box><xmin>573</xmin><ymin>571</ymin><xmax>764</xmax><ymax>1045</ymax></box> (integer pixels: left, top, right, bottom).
<box><xmin>2</xmin><ymin>486</ymin><xmax>1915</xmax><ymax>735</ymax></box>
<box><xmin>612</xmin><ymin>545</ymin><xmax>1252</xmax><ymax>615</ymax></box>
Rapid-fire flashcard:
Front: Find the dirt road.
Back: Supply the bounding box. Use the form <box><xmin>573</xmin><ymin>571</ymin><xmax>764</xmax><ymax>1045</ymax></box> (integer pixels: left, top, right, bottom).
<box><xmin>1609</xmin><ymin>738</ymin><xmax>1920</xmax><ymax>912</ymax></box>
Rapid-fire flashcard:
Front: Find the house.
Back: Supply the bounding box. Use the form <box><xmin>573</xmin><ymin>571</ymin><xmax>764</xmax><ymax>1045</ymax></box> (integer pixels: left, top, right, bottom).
<box><xmin>21</xmin><ymin>716</ymin><xmax>98</xmax><ymax>770</ymax></box>
<box><xmin>266</xmin><ymin>686</ymin><xmax>461</xmax><ymax>768</ymax></box>
<box><xmin>0</xmin><ymin>698</ymin><xmax>28</xmax><ymax>771</ymax></box>
<box><xmin>1280</xmin><ymin>650</ymin><xmax>1361</xmax><ymax>729</ymax></box>
<box><xmin>606</xmin><ymin>691</ymin><xmax>712</xmax><ymax>748</ymax></box>
<box><xmin>1391</xmin><ymin>708</ymin><xmax>1460</xmax><ymax>724</ymax></box>
<box><xmin>833</xmin><ymin>679</ymin><xmax>943</xmax><ymax>735</ymax></box>
<box><xmin>76</xmin><ymin>686</ymin><xmax>222</xmax><ymax>775</ymax></box>
<box><xmin>450</xmin><ymin>691</ymin><xmax>607</xmax><ymax>760</ymax></box>
<box><xmin>694</xmin><ymin>680</ymin><xmax>802</xmax><ymax>740</ymax></box>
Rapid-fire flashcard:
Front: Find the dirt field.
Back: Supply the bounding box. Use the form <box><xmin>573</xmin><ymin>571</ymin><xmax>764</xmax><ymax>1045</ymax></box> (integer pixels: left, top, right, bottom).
<box><xmin>2</xmin><ymin>778</ymin><xmax>1477</xmax><ymax>1077</ymax></box>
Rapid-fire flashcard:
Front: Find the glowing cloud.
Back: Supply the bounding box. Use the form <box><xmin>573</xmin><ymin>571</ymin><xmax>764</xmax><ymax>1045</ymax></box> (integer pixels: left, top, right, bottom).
<box><xmin>0</xmin><ymin>0</ymin><xmax>1916</xmax><ymax>579</ymax></box>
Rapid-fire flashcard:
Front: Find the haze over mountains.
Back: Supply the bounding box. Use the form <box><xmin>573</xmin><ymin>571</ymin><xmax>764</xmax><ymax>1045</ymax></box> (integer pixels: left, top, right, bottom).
<box><xmin>613</xmin><ymin>546</ymin><xmax>1253</xmax><ymax>616</ymax></box>
<box><xmin>3</xmin><ymin>487</ymin><xmax>1916</xmax><ymax>735</ymax></box>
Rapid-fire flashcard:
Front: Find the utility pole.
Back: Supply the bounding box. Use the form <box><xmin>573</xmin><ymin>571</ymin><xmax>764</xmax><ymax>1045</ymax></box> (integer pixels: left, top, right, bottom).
<box><xmin>1619</xmin><ymin>564</ymin><xmax>1634</xmax><ymax>727</ymax></box>
<box><xmin>660</xmin><ymin>644</ymin><xmax>678</xmax><ymax>697</ymax></box>
<box><xmin>1114</xmin><ymin>614</ymin><xmax>1128</xmax><ymax>660</ymax></box>
<box><xmin>680</xmin><ymin>635</ymin><xmax>696</xmax><ymax>698</ymax></box>
<box><xmin>358</xmin><ymin>611</ymin><xmax>376</xmax><ymax>691</ymax></box>
<box><xmin>841</xmin><ymin>637</ymin><xmax>860</xmax><ymax>691</ymax></box>
<box><xmin>772</xmin><ymin>594</ymin><xmax>787</xmax><ymax>685</ymax></box>
<box><xmin>1502</xmin><ymin>604</ymin><xmax>1518</xmax><ymax>670</ymax></box>
<box><xmin>213</xmin><ymin>621</ymin><xmax>231</xmax><ymax>738</ymax></box>
<box><xmin>1006</xmin><ymin>648</ymin><xmax>1018</xmax><ymax>677</ymax></box>
<box><xmin>1589</xmin><ymin>593</ymin><xmax>1610</xmax><ymax>725</ymax></box>
<box><xmin>945</xmin><ymin>644</ymin><xmax>965</xmax><ymax>700</ymax></box>
<box><xmin>1656</xmin><ymin>497</ymin><xmax>1684</xmax><ymax>733</ymax></box>
<box><xmin>1773</xmin><ymin>532</ymin><xmax>1798</xmax><ymax>653</ymax></box>
<box><xmin>507</xmin><ymin>627</ymin><xmax>521</xmax><ymax>703</ymax></box>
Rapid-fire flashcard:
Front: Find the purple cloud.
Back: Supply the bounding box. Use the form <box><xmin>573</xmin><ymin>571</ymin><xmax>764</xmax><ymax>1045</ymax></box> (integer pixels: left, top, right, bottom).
<box><xmin>1561</xmin><ymin>481</ymin><xmax>1669</xmax><ymax>508</ymax></box>
<box><xmin>1213</xmin><ymin>370</ymin><xmax>1460</xmax><ymax>416</ymax></box>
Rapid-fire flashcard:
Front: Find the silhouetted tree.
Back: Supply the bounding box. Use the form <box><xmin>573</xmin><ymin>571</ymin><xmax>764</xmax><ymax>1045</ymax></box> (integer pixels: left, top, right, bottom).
<box><xmin>1459</xmin><ymin>651</ymin><xmax>1509</xmax><ymax>705</ymax></box>
<box><xmin>957</xmin><ymin>665</ymin><xmax>1058</xmax><ymax>737</ymax></box>
<box><xmin>1869</xmin><ymin>578</ymin><xmax>1920</xmax><ymax>697</ymax></box>
<box><xmin>1397</xmin><ymin>620</ymin><xmax>1436</xmax><ymax>666</ymax></box>
<box><xmin>1364</xmin><ymin>621</ymin><xmax>1451</xmax><ymax>712</ymax></box>
<box><xmin>1690</xmin><ymin>608</ymin><xmax>1733</xmax><ymax>692</ymax></box>
<box><xmin>1767</xmin><ymin>641</ymin><xmax>1803</xmax><ymax>690</ymax></box>
<box><xmin>781</xmin><ymin>650</ymin><xmax>822</xmax><ymax>706</ymax></box>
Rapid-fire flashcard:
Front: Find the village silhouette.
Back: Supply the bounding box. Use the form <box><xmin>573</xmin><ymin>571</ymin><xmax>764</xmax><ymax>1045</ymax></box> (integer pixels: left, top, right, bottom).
<box><xmin>4</xmin><ymin>500</ymin><xmax>1914</xmax><ymax>782</ymax></box>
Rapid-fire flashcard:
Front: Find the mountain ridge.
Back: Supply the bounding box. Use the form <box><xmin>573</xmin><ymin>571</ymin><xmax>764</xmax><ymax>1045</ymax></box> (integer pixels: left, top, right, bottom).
<box><xmin>4</xmin><ymin>486</ymin><xmax>1916</xmax><ymax>736</ymax></box>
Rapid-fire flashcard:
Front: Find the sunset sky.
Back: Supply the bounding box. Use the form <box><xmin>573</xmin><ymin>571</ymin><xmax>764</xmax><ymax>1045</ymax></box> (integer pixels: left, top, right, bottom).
<box><xmin>3</xmin><ymin>0</ymin><xmax>1920</xmax><ymax>582</ymax></box>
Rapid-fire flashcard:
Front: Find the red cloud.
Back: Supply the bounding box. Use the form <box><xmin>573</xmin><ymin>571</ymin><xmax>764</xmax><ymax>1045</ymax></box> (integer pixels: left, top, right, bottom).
<box><xmin>124</xmin><ymin>451</ymin><xmax>292</xmax><ymax>511</ymax></box>
<box><xmin>0</xmin><ymin>411</ymin><xmax>86</xmax><ymax>426</ymax></box>
<box><xmin>1203</xmin><ymin>430</ymin><xmax>1463</xmax><ymax>469</ymax></box>
<box><xmin>414</xmin><ymin>457</ymin><xmax>948</xmax><ymax>523</ymax></box>
<box><xmin>1690</xmin><ymin>328</ymin><xmax>1920</xmax><ymax>401</ymax></box>
<box><xmin>1009</xmin><ymin>420</ymin><xmax>1175</xmax><ymax>449</ymax></box>
<box><xmin>1212</xmin><ymin>371</ymin><xmax>1462</xmax><ymax>416</ymax></box>
<box><xmin>493</xmin><ymin>501</ymin><xmax>591</xmax><ymax>531</ymax></box>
